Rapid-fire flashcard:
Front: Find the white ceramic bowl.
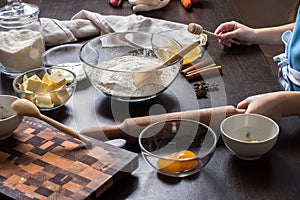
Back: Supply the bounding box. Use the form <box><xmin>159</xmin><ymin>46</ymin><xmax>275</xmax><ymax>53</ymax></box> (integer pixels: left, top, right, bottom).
<box><xmin>220</xmin><ymin>114</ymin><xmax>279</xmax><ymax>160</ymax></box>
<box><xmin>0</xmin><ymin>95</ymin><xmax>23</xmax><ymax>140</ymax></box>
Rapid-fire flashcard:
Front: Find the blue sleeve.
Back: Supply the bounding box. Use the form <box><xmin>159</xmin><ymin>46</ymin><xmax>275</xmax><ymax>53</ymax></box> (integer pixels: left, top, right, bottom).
<box><xmin>288</xmin><ymin>6</ymin><xmax>300</xmax><ymax>90</ymax></box>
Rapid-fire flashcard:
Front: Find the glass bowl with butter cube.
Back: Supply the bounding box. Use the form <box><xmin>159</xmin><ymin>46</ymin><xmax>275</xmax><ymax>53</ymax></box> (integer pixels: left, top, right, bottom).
<box><xmin>12</xmin><ymin>67</ymin><xmax>76</xmax><ymax>111</ymax></box>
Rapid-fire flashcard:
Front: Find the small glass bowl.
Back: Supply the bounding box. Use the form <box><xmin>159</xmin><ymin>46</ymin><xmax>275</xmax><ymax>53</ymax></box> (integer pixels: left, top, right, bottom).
<box><xmin>12</xmin><ymin>67</ymin><xmax>76</xmax><ymax>111</ymax></box>
<box><xmin>157</xmin><ymin>28</ymin><xmax>207</xmax><ymax>65</ymax></box>
<box><xmin>139</xmin><ymin>119</ymin><xmax>217</xmax><ymax>177</ymax></box>
<box><xmin>42</xmin><ymin>43</ymin><xmax>86</xmax><ymax>81</ymax></box>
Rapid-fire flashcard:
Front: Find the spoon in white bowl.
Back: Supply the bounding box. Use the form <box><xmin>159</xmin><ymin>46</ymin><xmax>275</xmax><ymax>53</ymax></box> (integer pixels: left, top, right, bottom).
<box><xmin>11</xmin><ymin>99</ymin><xmax>127</xmax><ymax>148</ymax></box>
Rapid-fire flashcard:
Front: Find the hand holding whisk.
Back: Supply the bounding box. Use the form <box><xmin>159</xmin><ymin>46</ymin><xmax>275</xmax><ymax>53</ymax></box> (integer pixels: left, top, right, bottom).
<box><xmin>188</xmin><ymin>23</ymin><xmax>240</xmax><ymax>45</ymax></box>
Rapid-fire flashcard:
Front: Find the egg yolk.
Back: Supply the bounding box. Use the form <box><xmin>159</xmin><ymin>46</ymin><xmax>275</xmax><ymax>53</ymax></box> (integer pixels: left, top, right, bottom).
<box><xmin>157</xmin><ymin>150</ymin><xmax>198</xmax><ymax>173</ymax></box>
<box><xmin>157</xmin><ymin>155</ymin><xmax>181</xmax><ymax>173</ymax></box>
<box><xmin>175</xmin><ymin>150</ymin><xmax>198</xmax><ymax>171</ymax></box>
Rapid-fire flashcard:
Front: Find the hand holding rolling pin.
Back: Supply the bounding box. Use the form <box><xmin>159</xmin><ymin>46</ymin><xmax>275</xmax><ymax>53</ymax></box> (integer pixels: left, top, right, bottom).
<box><xmin>188</xmin><ymin>22</ymin><xmax>241</xmax><ymax>47</ymax></box>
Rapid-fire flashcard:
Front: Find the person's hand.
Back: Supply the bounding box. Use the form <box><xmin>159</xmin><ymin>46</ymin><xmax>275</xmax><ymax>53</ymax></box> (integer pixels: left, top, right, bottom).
<box><xmin>237</xmin><ymin>92</ymin><xmax>285</xmax><ymax>123</ymax></box>
<box><xmin>128</xmin><ymin>0</ymin><xmax>170</xmax><ymax>12</ymax></box>
<box><xmin>214</xmin><ymin>21</ymin><xmax>255</xmax><ymax>47</ymax></box>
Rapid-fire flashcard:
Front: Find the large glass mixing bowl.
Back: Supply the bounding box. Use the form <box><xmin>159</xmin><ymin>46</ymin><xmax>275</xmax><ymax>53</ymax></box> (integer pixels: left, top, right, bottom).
<box><xmin>80</xmin><ymin>31</ymin><xmax>183</xmax><ymax>102</ymax></box>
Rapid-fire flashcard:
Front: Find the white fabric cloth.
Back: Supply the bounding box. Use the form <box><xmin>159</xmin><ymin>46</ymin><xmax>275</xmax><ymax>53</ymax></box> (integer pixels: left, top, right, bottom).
<box><xmin>273</xmin><ymin>30</ymin><xmax>300</xmax><ymax>91</ymax></box>
<box><xmin>40</xmin><ymin>10</ymin><xmax>187</xmax><ymax>46</ymax></box>
<box><xmin>128</xmin><ymin>0</ymin><xmax>170</xmax><ymax>12</ymax></box>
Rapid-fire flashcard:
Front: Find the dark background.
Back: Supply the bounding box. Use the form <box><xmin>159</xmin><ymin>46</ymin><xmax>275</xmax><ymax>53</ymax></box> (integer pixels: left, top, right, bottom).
<box><xmin>234</xmin><ymin>0</ymin><xmax>297</xmax><ymax>75</ymax></box>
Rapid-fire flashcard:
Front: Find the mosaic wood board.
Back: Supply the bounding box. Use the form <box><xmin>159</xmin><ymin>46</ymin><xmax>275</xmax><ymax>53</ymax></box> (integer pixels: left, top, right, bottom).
<box><xmin>0</xmin><ymin>117</ymin><xmax>138</xmax><ymax>200</ymax></box>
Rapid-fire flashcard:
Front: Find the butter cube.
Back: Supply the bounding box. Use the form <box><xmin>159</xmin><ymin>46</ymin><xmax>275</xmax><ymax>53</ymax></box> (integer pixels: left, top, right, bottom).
<box><xmin>19</xmin><ymin>81</ymin><xmax>28</xmax><ymax>91</ymax></box>
<box><xmin>49</xmin><ymin>71</ymin><xmax>67</xmax><ymax>89</ymax></box>
<box><xmin>21</xmin><ymin>93</ymin><xmax>34</xmax><ymax>100</ymax></box>
<box><xmin>50</xmin><ymin>88</ymin><xmax>70</xmax><ymax>105</ymax></box>
<box><xmin>26</xmin><ymin>78</ymin><xmax>43</xmax><ymax>92</ymax></box>
<box><xmin>23</xmin><ymin>75</ymin><xmax>28</xmax><ymax>83</ymax></box>
<box><xmin>42</xmin><ymin>73</ymin><xmax>53</xmax><ymax>84</ymax></box>
<box><xmin>33</xmin><ymin>94</ymin><xmax>54</xmax><ymax>108</ymax></box>
<box><xmin>41</xmin><ymin>81</ymin><xmax>55</xmax><ymax>92</ymax></box>
<box><xmin>30</xmin><ymin>74</ymin><xmax>42</xmax><ymax>81</ymax></box>
<box><xmin>18</xmin><ymin>79</ymin><xmax>33</xmax><ymax>99</ymax></box>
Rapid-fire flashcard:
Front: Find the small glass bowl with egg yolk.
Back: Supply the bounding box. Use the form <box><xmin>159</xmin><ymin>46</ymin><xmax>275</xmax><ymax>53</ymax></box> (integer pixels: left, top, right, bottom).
<box><xmin>139</xmin><ymin>119</ymin><xmax>217</xmax><ymax>177</ymax></box>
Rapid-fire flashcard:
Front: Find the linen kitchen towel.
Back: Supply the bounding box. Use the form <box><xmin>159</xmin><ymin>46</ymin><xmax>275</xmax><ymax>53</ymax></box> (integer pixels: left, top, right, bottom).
<box><xmin>41</xmin><ymin>10</ymin><xmax>187</xmax><ymax>46</ymax></box>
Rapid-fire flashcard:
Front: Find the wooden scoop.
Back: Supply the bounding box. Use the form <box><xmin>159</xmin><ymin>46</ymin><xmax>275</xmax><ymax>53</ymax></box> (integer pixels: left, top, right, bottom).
<box><xmin>133</xmin><ymin>39</ymin><xmax>204</xmax><ymax>86</ymax></box>
<box><xmin>188</xmin><ymin>23</ymin><xmax>240</xmax><ymax>45</ymax></box>
<box><xmin>11</xmin><ymin>99</ymin><xmax>93</xmax><ymax>146</ymax></box>
<box><xmin>81</xmin><ymin>105</ymin><xmax>245</xmax><ymax>142</ymax></box>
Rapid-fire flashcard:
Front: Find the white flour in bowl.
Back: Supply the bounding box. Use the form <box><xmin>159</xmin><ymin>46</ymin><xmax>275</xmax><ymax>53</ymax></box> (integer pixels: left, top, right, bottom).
<box><xmin>0</xmin><ymin>105</ymin><xmax>14</xmax><ymax>120</ymax></box>
<box><xmin>89</xmin><ymin>55</ymin><xmax>179</xmax><ymax>98</ymax></box>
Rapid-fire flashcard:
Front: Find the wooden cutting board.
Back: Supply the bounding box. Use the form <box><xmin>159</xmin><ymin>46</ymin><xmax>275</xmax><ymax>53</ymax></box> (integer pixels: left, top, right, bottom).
<box><xmin>0</xmin><ymin>117</ymin><xmax>138</xmax><ymax>200</ymax></box>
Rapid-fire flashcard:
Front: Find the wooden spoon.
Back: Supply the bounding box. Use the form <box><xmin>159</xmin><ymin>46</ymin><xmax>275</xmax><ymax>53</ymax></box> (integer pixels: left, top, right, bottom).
<box><xmin>11</xmin><ymin>99</ymin><xmax>93</xmax><ymax>146</ymax></box>
<box><xmin>133</xmin><ymin>39</ymin><xmax>204</xmax><ymax>86</ymax></box>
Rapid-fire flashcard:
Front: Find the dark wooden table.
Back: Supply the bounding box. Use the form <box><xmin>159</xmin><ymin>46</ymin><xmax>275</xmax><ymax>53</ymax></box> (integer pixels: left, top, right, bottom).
<box><xmin>1</xmin><ymin>0</ymin><xmax>300</xmax><ymax>199</ymax></box>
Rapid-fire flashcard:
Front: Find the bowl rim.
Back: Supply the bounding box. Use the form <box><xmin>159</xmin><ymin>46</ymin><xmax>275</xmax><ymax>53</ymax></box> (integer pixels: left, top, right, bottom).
<box><xmin>42</xmin><ymin>43</ymin><xmax>83</xmax><ymax>67</ymax></box>
<box><xmin>0</xmin><ymin>95</ymin><xmax>19</xmax><ymax>121</ymax></box>
<box><xmin>12</xmin><ymin>67</ymin><xmax>77</xmax><ymax>95</ymax></box>
<box><xmin>79</xmin><ymin>31</ymin><xmax>183</xmax><ymax>73</ymax></box>
<box><xmin>157</xmin><ymin>28</ymin><xmax>207</xmax><ymax>45</ymax></box>
<box><xmin>138</xmin><ymin>119</ymin><xmax>218</xmax><ymax>161</ymax></box>
<box><xmin>220</xmin><ymin>113</ymin><xmax>279</xmax><ymax>144</ymax></box>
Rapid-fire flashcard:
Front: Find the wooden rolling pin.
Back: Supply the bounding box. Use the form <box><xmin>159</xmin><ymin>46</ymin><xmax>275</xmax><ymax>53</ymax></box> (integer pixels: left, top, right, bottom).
<box><xmin>80</xmin><ymin>105</ymin><xmax>245</xmax><ymax>142</ymax></box>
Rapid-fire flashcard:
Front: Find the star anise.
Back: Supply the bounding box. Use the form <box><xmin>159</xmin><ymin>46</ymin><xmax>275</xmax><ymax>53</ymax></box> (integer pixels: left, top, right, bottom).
<box><xmin>193</xmin><ymin>82</ymin><xmax>218</xmax><ymax>99</ymax></box>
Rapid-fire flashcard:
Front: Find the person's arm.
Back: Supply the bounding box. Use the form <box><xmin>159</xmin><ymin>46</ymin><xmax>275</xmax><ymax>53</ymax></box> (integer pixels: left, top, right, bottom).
<box><xmin>253</xmin><ymin>23</ymin><xmax>295</xmax><ymax>45</ymax></box>
<box><xmin>237</xmin><ymin>91</ymin><xmax>300</xmax><ymax>123</ymax></box>
<box><xmin>214</xmin><ymin>21</ymin><xmax>295</xmax><ymax>47</ymax></box>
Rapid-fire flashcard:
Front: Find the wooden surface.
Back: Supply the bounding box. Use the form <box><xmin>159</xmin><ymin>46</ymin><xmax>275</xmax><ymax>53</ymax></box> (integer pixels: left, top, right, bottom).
<box><xmin>0</xmin><ymin>117</ymin><xmax>138</xmax><ymax>200</ymax></box>
<box><xmin>1</xmin><ymin>0</ymin><xmax>300</xmax><ymax>200</ymax></box>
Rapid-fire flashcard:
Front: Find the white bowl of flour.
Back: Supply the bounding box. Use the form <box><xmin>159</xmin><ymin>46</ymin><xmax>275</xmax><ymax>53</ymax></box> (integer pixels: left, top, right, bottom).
<box><xmin>80</xmin><ymin>32</ymin><xmax>183</xmax><ymax>102</ymax></box>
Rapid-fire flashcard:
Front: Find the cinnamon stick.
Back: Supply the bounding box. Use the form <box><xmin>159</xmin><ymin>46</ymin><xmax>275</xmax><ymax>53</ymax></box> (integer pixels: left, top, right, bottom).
<box><xmin>186</xmin><ymin>63</ymin><xmax>216</xmax><ymax>75</ymax></box>
<box><xmin>185</xmin><ymin>66</ymin><xmax>222</xmax><ymax>80</ymax></box>
<box><xmin>181</xmin><ymin>59</ymin><xmax>209</xmax><ymax>75</ymax></box>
